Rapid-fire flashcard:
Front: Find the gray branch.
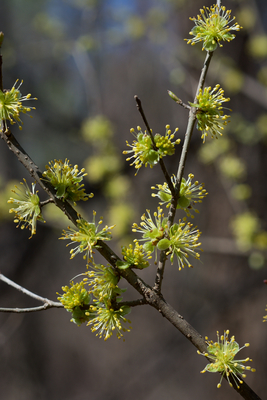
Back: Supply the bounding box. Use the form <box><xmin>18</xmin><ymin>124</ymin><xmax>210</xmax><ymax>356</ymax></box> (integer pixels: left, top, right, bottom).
<box><xmin>0</xmin><ymin>274</ymin><xmax>63</xmax><ymax>312</ymax></box>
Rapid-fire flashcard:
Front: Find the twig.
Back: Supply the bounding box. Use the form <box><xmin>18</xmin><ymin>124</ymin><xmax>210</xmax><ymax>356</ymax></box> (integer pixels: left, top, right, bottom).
<box><xmin>0</xmin><ymin>304</ymin><xmax>63</xmax><ymax>313</ymax></box>
<box><xmin>0</xmin><ymin>274</ymin><xmax>63</xmax><ymax>312</ymax></box>
<box><xmin>40</xmin><ymin>198</ymin><xmax>55</xmax><ymax>207</ymax></box>
<box><xmin>134</xmin><ymin>95</ymin><xmax>175</xmax><ymax>197</ymax></box>
<box><xmin>167</xmin><ymin>91</ymin><xmax>191</xmax><ymax>110</ymax></box>
<box><xmin>134</xmin><ymin>95</ymin><xmax>177</xmax><ymax>294</ymax></box>
<box><xmin>176</xmin><ymin>51</ymin><xmax>213</xmax><ymax>195</ymax></box>
<box><xmin>154</xmin><ymin>51</ymin><xmax>214</xmax><ymax>294</ymax></box>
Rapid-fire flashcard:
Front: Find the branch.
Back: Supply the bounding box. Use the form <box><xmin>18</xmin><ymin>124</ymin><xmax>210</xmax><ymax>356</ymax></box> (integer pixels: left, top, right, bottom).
<box><xmin>0</xmin><ymin>127</ymin><xmax>80</xmax><ymax>227</ymax></box>
<box><xmin>117</xmin><ymin>298</ymin><xmax>147</xmax><ymax>308</ymax></box>
<box><xmin>0</xmin><ymin>273</ymin><xmax>63</xmax><ymax>312</ymax></box>
<box><xmin>0</xmin><ymin>304</ymin><xmax>63</xmax><ymax>313</ymax></box>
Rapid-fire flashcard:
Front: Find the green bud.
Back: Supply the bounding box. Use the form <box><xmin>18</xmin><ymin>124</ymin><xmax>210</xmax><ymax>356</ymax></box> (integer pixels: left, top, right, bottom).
<box><xmin>116</xmin><ymin>260</ymin><xmax>131</xmax><ymax>270</ymax></box>
<box><xmin>178</xmin><ymin>195</ymin><xmax>191</xmax><ymax>209</ymax></box>
<box><xmin>157</xmin><ymin>238</ymin><xmax>171</xmax><ymax>251</ymax></box>
<box><xmin>143</xmin><ymin>241</ymin><xmax>155</xmax><ymax>253</ymax></box>
<box><xmin>158</xmin><ymin>191</ymin><xmax>172</xmax><ymax>203</ymax></box>
<box><xmin>168</xmin><ymin>90</ymin><xmax>180</xmax><ymax>102</ymax></box>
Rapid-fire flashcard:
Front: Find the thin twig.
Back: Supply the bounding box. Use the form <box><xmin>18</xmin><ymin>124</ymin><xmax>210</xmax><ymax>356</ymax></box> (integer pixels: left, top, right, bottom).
<box><xmin>134</xmin><ymin>95</ymin><xmax>175</xmax><ymax>197</ymax></box>
<box><xmin>0</xmin><ymin>304</ymin><xmax>63</xmax><ymax>313</ymax></box>
<box><xmin>40</xmin><ymin>198</ymin><xmax>55</xmax><ymax>207</ymax></box>
<box><xmin>176</xmin><ymin>51</ymin><xmax>213</xmax><ymax>195</ymax></box>
<box><xmin>167</xmin><ymin>91</ymin><xmax>191</xmax><ymax>110</ymax></box>
<box><xmin>0</xmin><ymin>274</ymin><xmax>63</xmax><ymax>312</ymax></box>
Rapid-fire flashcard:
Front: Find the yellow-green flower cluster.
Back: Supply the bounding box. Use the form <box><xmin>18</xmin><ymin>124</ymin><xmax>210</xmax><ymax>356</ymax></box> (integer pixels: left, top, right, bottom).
<box><xmin>118</xmin><ymin>241</ymin><xmax>152</xmax><ymax>270</ymax></box>
<box><xmin>8</xmin><ymin>179</ymin><xmax>45</xmax><ymax>237</ymax></box>
<box><xmin>263</xmin><ymin>305</ymin><xmax>267</xmax><ymax>322</ymax></box>
<box><xmin>58</xmin><ymin>262</ymin><xmax>132</xmax><ymax>340</ymax></box>
<box><xmin>152</xmin><ymin>174</ymin><xmax>208</xmax><ymax>217</ymax></box>
<box><xmin>88</xmin><ymin>305</ymin><xmax>131</xmax><ymax>341</ymax></box>
<box><xmin>198</xmin><ymin>330</ymin><xmax>255</xmax><ymax>389</ymax></box>
<box><xmin>84</xmin><ymin>262</ymin><xmax>131</xmax><ymax>340</ymax></box>
<box><xmin>60</xmin><ymin>211</ymin><xmax>115</xmax><ymax>262</ymax></box>
<box><xmin>0</xmin><ymin>80</ymin><xmax>37</xmax><ymax>130</ymax></box>
<box><xmin>132</xmin><ymin>208</ymin><xmax>201</xmax><ymax>268</ymax></box>
<box><xmin>155</xmin><ymin>125</ymin><xmax>180</xmax><ymax>156</ymax></box>
<box><xmin>123</xmin><ymin>125</ymin><xmax>180</xmax><ymax>173</ymax></box>
<box><xmin>132</xmin><ymin>207</ymin><xmax>168</xmax><ymax>254</ymax></box>
<box><xmin>157</xmin><ymin>220</ymin><xmax>201</xmax><ymax>269</ymax></box>
<box><xmin>86</xmin><ymin>263</ymin><xmax>120</xmax><ymax>303</ymax></box>
<box><xmin>43</xmin><ymin>159</ymin><xmax>93</xmax><ymax>205</ymax></box>
<box><xmin>57</xmin><ymin>280</ymin><xmax>94</xmax><ymax>326</ymax></box>
<box><xmin>190</xmin><ymin>85</ymin><xmax>230</xmax><ymax>142</ymax></box>
<box><xmin>185</xmin><ymin>5</ymin><xmax>242</xmax><ymax>51</ymax></box>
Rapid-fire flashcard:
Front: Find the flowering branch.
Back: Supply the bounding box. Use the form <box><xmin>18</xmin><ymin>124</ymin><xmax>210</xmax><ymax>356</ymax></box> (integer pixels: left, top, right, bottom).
<box><xmin>153</xmin><ymin>51</ymin><xmax>213</xmax><ymax>295</ymax></box>
<box><xmin>0</xmin><ymin>112</ymin><xmax>262</xmax><ymax>400</ymax></box>
<box><xmin>0</xmin><ymin>4</ymin><xmax>262</xmax><ymax>398</ymax></box>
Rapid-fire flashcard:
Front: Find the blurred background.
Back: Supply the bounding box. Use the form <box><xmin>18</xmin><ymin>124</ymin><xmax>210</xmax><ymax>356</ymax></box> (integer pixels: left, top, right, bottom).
<box><xmin>0</xmin><ymin>0</ymin><xmax>267</xmax><ymax>399</ymax></box>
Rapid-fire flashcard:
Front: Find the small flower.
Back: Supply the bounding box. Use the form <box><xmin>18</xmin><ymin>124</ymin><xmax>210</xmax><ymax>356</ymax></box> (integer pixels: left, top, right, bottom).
<box><xmin>60</xmin><ymin>211</ymin><xmax>115</xmax><ymax>262</ymax></box>
<box><xmin>154</xmin><ymin>125</ymin><xmax>180</xmax><ymax>157</ymax></box>
<box><xmin>58</xmin><ymin>280</ymin><xmax>91</xmax><ymax>310</ymax></box>
<box><xmin>157</xmin><ymin>219</ymin><xmax>201</xmax><ymax>269</ymax></box>
<box><xmin>263</xmin><ymin>305</ymin><xmax>267</xmax><ymax>322</ymax></box>
<box><xmin>43</xmin><ymin>159</ymin><xmax>93</xmax><ymax>205</ymax></box>
<box><xmin>152</xmin><ymin>174</ymin><xmax>208</xmax><ymax>217</ymax></box>
<box><xmin>118</xmin><ymin>241</ymin><xmax>152</xmax><ymax>270</ymax></box>
<box><xmin>132</xmin><ymin>207</ymin><xmax>168</xmax><ymax>253</ymax></box>
<box><xmin>57</xmin><ymin>280</ymin><xmax>95</xmax><ymax>326</ymax></box>
<box><xmin>185</xmin><ymin>5</ymin><xmax>242</xmax><ymax>51</ymax></box>
<box><xmin>190</xmin><ymin>85</ymin><xmax>230</xmax><ymax>142</ymax></box>
<box><xmin>87</xmin><ymin>304</ymin><xmax>131</xmax><ymax>340</ymax></box>
<box><xmin>0</xmin><ymin>80</ymin><xmax>37</xmax><ymax>130</ymax></box>
<box><xmin>123</xmin><ymin>125</ymin><xmax>180</xmax><ymax>174</ymax></box>
<box><xmin>85</xmin><ymin>263</ymin><xmax>120</xmax><ymax>302</ymax></box>
<box><xmin>198</xmin><ymin>330</ymin><xmax>256</xmax><ymax>389</ymax></box>
<box><xmin>8</xmin><ymin>179</ymin><xmax>45</xmax><ymax>237</ymax></box>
